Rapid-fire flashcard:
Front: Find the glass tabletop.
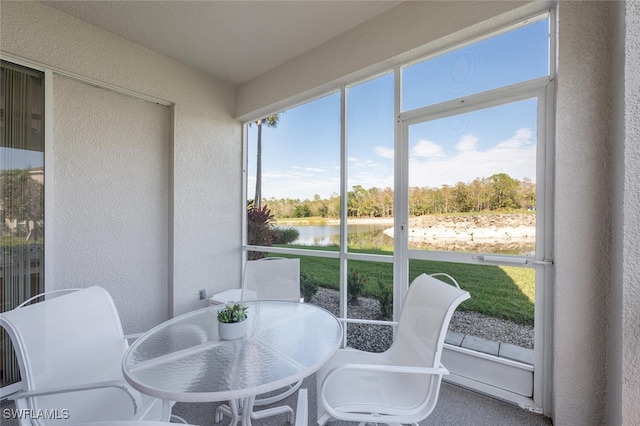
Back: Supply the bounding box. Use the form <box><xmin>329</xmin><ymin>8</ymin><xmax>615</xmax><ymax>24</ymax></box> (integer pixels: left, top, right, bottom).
<box><xmin>122</xmin><ymin>300</ymin><xmax>343</xmax><ymax>402</ymax></box>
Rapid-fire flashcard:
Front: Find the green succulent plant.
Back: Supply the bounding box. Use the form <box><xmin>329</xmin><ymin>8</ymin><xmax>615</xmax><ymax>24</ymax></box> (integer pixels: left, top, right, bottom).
<box><xmin>217</xmin><ymin>303</ymin><xmax>248</xmax><ymax>323</ymax></box>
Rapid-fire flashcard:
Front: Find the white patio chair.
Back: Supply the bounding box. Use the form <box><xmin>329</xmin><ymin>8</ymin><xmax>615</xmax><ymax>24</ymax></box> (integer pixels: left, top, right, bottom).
<box><xmin>316</xmin><ymin>273</ymin><xmax>471</xmax><ymax>426</ymax></box>
<box><xmin>0</xmin><ymin>286</ymin><xmax>181</xmax><ymax>425</ymax></box>
<box><xmin>209</xmin><ymin>257</ymin><xmax>301</xmax><ymax>304</ymax></box>
<box><xmin>213</xmin><ymin>257</ymin><xmax>303</xmax><ymax>423</ymax></box>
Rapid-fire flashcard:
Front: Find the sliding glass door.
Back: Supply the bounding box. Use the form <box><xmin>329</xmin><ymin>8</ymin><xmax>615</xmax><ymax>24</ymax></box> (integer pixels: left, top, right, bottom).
<box><xmin>1</xmin><ymin>60</ymin><xmax>45</xmax><ymax>387</ymax></box>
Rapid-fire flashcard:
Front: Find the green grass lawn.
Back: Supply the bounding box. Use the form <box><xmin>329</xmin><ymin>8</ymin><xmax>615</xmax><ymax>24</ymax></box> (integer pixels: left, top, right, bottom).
<box><xmin>265</xmin><ymin>245</ymin><xmax>535</xmax><ymax>326</ymax></box>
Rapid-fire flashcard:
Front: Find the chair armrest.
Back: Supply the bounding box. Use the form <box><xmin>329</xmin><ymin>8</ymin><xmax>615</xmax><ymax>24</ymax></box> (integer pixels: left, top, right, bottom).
<box><xmin>323</xmin><ymin>362</ymin><xmax>448</xmax><ymax>382</ymax></box>
<box><xmin>124</xmin><ymin>332</ymin><xmax>145</xmax><ymax>348</ymax></box>
<box><xmin>9</xmin><ymin>380</ymin><xmax>139</xmax><ymax>415</ymax></box>
<box><xmin>338</xmin><ymin>318</ymin><xmax>398</xmax><ymax>327</ymax></box>
<box><xmin>320</xmin><ymin>362</ymin><xmax>449</xmax><ymax>422</ymax></box>
<box><xmin>125</xmin><ymin>332</ymin><xmax>144</xmax><ymax>341</ymax></box>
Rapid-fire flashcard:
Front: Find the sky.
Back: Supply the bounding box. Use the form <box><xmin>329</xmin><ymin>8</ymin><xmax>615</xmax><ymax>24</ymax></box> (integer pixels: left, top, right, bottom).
<box><xmin>1</xmin><ymin>148</ymin><xmax>43</xmax><ymax>170</ymax></box>
<box><xmin>248</xmin><ymin>18</ymin><xmax>550</xmax><ymax>201</ymax></box>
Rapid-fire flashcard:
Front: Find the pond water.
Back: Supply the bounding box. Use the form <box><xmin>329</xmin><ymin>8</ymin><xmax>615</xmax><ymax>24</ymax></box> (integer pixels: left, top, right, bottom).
<box><xmin>283</xmin><ymin>222</ymin><xmax>393</xmax><ymax>248</ymax></box>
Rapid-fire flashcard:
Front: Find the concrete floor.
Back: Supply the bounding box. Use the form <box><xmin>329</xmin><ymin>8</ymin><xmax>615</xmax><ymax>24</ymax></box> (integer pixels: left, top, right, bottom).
<box><xmin>1</xmin><ymin>376</ymin><xmax>552</xmax><ymax>425</ymax></box>
<box><xmin>171</xmin><ymin>375</ymin><xmax>552</xmax><ymax>426</ymax></box>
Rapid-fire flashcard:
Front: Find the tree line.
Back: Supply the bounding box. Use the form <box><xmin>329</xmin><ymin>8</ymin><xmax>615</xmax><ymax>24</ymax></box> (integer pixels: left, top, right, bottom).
<box><xmin>262</xmin><ymin>173</ymin><xmax>535</xmax><ymax>219</ymax></box>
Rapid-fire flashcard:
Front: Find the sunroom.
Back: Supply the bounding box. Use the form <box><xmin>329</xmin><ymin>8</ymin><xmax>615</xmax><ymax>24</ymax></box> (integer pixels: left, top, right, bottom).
<box><xmin>1</xmin><ymin>1</ymin><xmax>638</xmax><ymax>425</ymax></box>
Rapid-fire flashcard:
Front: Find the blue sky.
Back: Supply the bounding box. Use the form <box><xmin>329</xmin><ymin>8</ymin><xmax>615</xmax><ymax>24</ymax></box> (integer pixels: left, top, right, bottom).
<box><xmin>250</xmin><ymin>18</ymin><xmax>549</xmax><ymax>201</ymax></box>
<box><xmin>1</xmin><ymin>148</ymin><xmax>43</xmax><ymax>170</ymax></box>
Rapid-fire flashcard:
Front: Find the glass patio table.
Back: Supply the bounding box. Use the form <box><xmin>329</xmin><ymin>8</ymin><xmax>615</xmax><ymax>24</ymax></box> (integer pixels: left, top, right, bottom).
<box><xmin>122</xmin><ymin>300</ymin><xmax>343</xmax><ymax>425</ymax></box>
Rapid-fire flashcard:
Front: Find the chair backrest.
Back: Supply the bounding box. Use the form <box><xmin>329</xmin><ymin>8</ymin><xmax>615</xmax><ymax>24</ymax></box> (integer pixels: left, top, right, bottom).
<box><xmin>388</xmin><ymin>273</ymin><xmax>470</xmax><ymax>368</ymax></box>
<box><xmin>241</xmin><ymin>257</ymin><xmax>300</xmax><ymax>301</ymax></box>
<box><xmin>0</xmin><ymin>286</ymin><xmax>134</xmax><ymax>424</ymax></box>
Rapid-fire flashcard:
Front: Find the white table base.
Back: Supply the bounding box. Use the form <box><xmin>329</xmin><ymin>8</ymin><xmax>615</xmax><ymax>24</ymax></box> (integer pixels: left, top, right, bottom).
<box><xmin>215</xmin><ymin>395</ymin><xmax>294</xmax><ymax>426</ymax></box>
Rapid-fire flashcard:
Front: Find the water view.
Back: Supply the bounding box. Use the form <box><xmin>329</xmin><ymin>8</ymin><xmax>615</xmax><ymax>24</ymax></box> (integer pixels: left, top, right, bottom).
<box><xmin>283</xmin><ymin>222</ymin><xmax>393</xmax><ymax>248</ymax></box>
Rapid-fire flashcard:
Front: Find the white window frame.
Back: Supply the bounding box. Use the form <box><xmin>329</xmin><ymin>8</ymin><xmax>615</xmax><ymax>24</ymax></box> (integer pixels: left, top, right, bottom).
<box><xmin>396</xmin><ymin>77</ymin><xmax>554</xmax><ymax>410</ymax></box>
<box><xmin>242</xmin><ymin>10</ymin><xmax>555</xmax><ymax>413</ymax></box>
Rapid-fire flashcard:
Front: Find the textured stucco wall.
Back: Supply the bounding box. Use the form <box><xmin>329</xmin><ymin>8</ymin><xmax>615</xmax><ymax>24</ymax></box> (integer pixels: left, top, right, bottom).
<box><xmin>609</xmin><ymin>2</ymin><xmax>624</xmax><ymax>424</ymax></box>
<box><xmin>52</xmin><ymin>75</ymin><xmax>171</xmax><ymax>333</ymax></box>
<box><xmin>610</xmin><ymin>2</ymin><xmax>640</xmax><ymax>423</ymax></box>
<box><xmin>554</xmin><ymin>2</ymin><xmax>613</xmax><ymax>424</ymax></box>
<box><xmin>0</xmin><ymin>1</ymin><xmax>242</xmax><ymax>332</ymax></box>
<box><xmin>620</xmin><ymin>1</ymin><xmax>640</xmax><ymax>423</ymax></box>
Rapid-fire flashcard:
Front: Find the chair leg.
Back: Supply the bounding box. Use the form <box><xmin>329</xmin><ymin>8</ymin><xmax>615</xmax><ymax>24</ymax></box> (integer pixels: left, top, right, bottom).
<box><xmin>170</xmin><ymin>414</ymin><xmax>189</xmax><ymax>424</ymax></box>
<box><xmin>253</xmin><ymin>379</ymin><xmax>303</xmax><ymax>406</ymax></box>
<box><xmin>250</xmin><ymin>405</ymin><xmax>294</xmax><ymax>424</ymax></box>
<box><xmin>216</xmin><ymin>394</ymin><xmax>295</xmax><ymax>425</ymax></box>
<box><xmin>356</xmin><ymin>423</ymin><xmax>407</xmax><ymax>426</ymax></box>
<box><xmin>214</xmin><ymin>399</ymin><xmax>241</xmax><ymax>425</ymax></box>
<box><xmin>294</xmin><ymin>389</ymin><xmax>308</xmax><ymax>426</ymax></box>
<box><xmin>247</xmin><ymin>393</ymin><xmax>294</xmax><ymax>425</ymax></box>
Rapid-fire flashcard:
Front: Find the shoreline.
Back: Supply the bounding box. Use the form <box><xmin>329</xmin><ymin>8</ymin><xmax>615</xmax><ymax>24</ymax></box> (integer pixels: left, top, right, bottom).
<box><xmin>383</xmin><ymin>225</ymin><xmax>536</xmax><ymax>244</ymax></box>
<box><xmin>276</xmin><ymin>217</ymin><xmax>394</xmax><ymax>226</ymax></box>
<box><xmin>278</xmin><ymin>213</ymin><xmax>536</xmax><ymax>246</ymax></box>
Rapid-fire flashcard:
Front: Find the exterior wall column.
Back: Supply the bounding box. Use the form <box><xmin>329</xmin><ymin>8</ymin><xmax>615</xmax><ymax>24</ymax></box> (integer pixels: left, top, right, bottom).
<box><xmin>554</xmin><ymin>2</ymin><xmax>613</xmax><ymax>423</ymax></box>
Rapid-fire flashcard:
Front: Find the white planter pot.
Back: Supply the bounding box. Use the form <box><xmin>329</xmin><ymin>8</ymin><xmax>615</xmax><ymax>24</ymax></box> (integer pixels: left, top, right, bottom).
<box><xmin>218</xmin><ymin>320</ymin><xmax>248</xmax><ymax>340</ymax></box>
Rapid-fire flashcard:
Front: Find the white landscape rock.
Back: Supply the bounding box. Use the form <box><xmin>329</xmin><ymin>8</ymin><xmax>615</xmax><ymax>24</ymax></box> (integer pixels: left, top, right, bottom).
<box><xmin>383</xmin><ymin>213</ymin><xmax>536</xmax><ymax>249</ymax></box>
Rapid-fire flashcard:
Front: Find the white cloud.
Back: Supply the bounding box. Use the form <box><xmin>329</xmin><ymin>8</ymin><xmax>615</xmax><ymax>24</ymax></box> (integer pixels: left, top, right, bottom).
<box><xmin>514</xmin><ymin>127</ymin><xmax>533</xmax><ymax>141</ymax></box>
<box><xmin>251</xmin><ymin>128</ymin><xmax>536</xmax><ymax>200</ymax></box>
<box><xmin>496</xmin><ymin>127</ymin><xmax>533</xmax><ymax>149</ymax></box>
<box><xmin>455</xmin><ymin>134</ymin><xmax>478</xmax><ymax>152</ymax></box>
<box><xmin>412</xmin><ymin>139</ymin><xmax>444</xmax><ymax>157</ymax></box>
<box><xmin>265</xmin><ymin>176</ymin><xmax>340</xmax><ymax>201</ymax></box>
<box><xmin>409</xmin><ymin>128</ymin><xmax>536</xmax><ymax>188</ymax></box>
<box><xmin>303</xmin><ymin>167</ymin><xmax>326</xmax><ymax>173</ymax></box>
<box><xmin>254</xmin><ymin>166</ymin><xmax>340</xmax><ymax>200</ymax></box>
<box><xmin>375</xmin><ymin>146</ymin><xmax>394</xmax><ymax>159</ymax></box>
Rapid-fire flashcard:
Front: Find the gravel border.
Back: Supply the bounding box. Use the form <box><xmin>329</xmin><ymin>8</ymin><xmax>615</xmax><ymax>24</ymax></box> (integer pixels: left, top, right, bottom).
<box><xmin>307</xmin><ymin>287</ymin><xmax>534</xmax><ymax>352</ymax></box>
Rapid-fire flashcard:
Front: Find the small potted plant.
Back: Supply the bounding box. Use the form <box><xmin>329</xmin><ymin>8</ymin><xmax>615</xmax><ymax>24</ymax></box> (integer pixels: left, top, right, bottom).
<box><xmin>217</xmin><ymin>303</ymin><xmax>249</xmax><ymax>340</ymax></box>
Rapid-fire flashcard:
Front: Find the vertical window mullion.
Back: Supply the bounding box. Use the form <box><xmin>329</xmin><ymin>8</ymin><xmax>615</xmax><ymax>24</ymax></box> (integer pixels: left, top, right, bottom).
<box><xmin>339</xmin><ymin>85</ymin><xmax>348</xmax><ymax>324</ymax></box>
<box><xmin>393</xmin><ymin>66</ymin><xmax>407</xmax><ymax>321</ymax></box>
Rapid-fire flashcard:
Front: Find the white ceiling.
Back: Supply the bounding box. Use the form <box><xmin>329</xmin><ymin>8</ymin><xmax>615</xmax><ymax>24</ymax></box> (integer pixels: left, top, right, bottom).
<box><xmin>41</xmin><ymin>1</ymin><xmax>401</xmax><ymax>87</ymax></box>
